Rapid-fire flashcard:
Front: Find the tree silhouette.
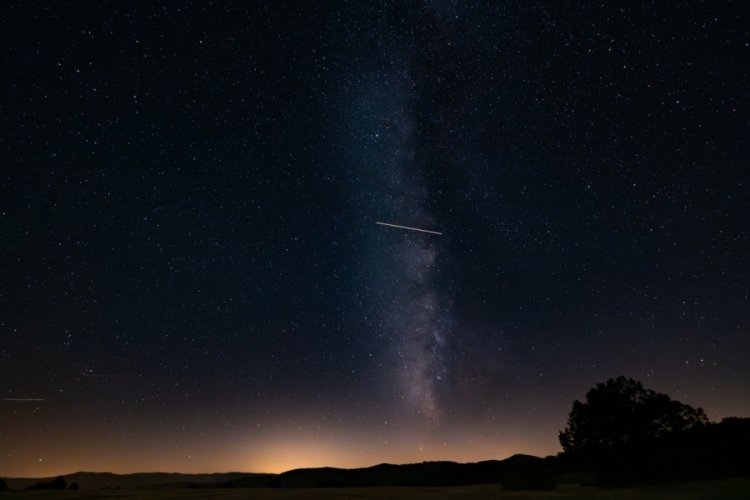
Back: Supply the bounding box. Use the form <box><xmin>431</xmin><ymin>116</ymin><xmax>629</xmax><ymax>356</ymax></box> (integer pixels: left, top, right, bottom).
<box><xmin>559</xmin><ymin>376</ymin><xmax>707</xmax><ymax>455</ymax></box>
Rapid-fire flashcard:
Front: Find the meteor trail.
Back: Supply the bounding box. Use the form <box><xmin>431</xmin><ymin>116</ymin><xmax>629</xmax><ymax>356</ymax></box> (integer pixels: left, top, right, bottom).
<box><xmin>376</xmin><ymin>221</ymin><xmax>443</xmax><ymax>235</ymax></box>
<box><xmin>4</xmin><ymin>398</ymin><xmax>45</xmax><ymax>402</ymax></box>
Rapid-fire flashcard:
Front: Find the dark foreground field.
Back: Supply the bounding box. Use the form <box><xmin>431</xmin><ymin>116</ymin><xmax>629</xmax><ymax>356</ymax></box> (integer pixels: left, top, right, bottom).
<box><xmin>1</xmin><ymin>479</ymin><xmax>750</xmax><ymax>500</ymax></box>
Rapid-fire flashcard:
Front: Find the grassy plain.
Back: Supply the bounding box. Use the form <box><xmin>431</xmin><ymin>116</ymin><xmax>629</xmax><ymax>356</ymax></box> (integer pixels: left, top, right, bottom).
<box><xmin>2</xmin><ymin>479</ymin><xmax>750</xmax><ymax>499</ymax></box>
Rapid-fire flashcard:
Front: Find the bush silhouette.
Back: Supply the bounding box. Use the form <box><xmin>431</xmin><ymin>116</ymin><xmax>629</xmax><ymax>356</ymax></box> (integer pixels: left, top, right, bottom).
<box><xmin>26</xmin><ymin>476</ymin><xmax>67</xmax><ymax>490</ymax></box>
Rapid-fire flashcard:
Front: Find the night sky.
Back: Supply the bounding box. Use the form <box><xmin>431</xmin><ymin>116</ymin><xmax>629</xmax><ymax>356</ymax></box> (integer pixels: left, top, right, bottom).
<box><xmin>2</xmin><ymin>1</ymin><xmax>749</xmax><ymax>476</ymax></box>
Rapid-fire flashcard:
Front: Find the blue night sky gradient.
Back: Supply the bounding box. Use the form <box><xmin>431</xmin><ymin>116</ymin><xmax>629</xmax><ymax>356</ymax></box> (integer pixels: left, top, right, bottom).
<box><xmin>1</xmin><ymin>1</ymin><xmax>748</xmax><ymax>475</ymax></box>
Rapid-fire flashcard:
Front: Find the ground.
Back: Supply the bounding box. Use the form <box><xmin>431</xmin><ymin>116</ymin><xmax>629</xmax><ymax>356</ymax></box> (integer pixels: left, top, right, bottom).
<box><xmin>2</xmin><ymin>479</ymin><xmax>750</xmax><ymax>499</ymax></box>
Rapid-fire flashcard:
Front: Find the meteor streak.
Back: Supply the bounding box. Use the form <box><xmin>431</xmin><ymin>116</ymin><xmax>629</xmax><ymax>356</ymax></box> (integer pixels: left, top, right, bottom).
<box><xmin>376</xmin><ymin>221</ymin><xmax>443</xmax><ymax>235</ymax></box>
<box><xmin>4</xmin><ymin>398</ymin><xmax>45</xmax><ymax>402</ymax></box>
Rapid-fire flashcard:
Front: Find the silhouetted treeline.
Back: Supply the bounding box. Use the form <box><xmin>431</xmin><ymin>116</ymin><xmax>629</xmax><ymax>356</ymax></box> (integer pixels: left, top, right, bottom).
<box><xmin>559</xmin><ymin>377</ymin><xmax>708</xmax><ymax>455</ymax></box>
<box><xmin>556</xmin><ymin>417</ymin><xmax>750</xmax><ymax>487</ymax></box>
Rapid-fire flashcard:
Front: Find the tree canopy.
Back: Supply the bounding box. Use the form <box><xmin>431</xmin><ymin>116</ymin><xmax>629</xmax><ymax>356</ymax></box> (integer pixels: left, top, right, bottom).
<box><xmin>559</xmin><ymin>376</ymin><xmax>708</xmax><ymax>455</ymax></box>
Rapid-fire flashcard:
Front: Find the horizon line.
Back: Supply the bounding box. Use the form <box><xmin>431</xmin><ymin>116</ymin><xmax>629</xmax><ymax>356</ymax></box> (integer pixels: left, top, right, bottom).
<box><xmin>0</xmin><ymin>453</ymin><xmax>548</xmax><ymax>479</ymax></box>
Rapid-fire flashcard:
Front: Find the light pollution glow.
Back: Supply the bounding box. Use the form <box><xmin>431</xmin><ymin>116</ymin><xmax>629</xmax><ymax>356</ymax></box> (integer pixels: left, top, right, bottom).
<box><xmin>4</xmin><ymin>374</ymin><xmax>748</xmax><ymax>477</ymax></box>
<box><xmin>0</xmin><ymin>417</ymin><xmax>558</xmax><ymax>477</ymax></box>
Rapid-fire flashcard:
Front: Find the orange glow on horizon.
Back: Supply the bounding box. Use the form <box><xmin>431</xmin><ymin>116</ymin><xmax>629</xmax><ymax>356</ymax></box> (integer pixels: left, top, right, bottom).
<box><xmin>0</xmin><ymin>401</ymin><xmax>564</xmax><ymax>477</ymax></box>
<box><xmin>1</xmin><ymin>423</ymin><xmax>560</xmax><ymax>477</ymax></box>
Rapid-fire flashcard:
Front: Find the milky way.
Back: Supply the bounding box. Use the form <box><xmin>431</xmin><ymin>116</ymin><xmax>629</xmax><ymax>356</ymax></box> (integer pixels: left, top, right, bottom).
<box><xmin>344</xmin><ymin>60</ymin><xmax>453</xmax><ymax>426</ymax></box>
<box><xmin>388</xmin><ymin>219</ymin><xmax>447</xmax><ymax>424</ymax></box>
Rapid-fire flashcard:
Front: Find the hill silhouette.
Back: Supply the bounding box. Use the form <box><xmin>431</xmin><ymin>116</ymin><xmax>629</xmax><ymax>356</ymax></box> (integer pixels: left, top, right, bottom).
<box><xmin>228</xmin><ymin>455</ymin><xmax>555</xmax><ymax>490</ymax></box>
<box><xmin>1</xmin><ymin>456</ymin><xmax>555</xmax><ymax>491</ymax></box>
<box><xmin>2</xmin><ymin>472</ymin><xmax>259</xmax><ymax>491</ymax></box>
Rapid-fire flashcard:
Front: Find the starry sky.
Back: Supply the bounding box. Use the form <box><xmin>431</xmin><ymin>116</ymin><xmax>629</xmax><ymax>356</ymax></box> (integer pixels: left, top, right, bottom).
<box><xmin>1</xmin><ymin>1</ymin><xmax>749</xmax><ymax>477</ymax></box>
